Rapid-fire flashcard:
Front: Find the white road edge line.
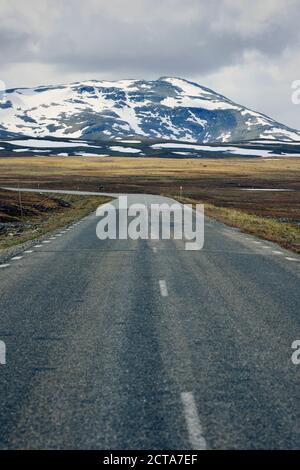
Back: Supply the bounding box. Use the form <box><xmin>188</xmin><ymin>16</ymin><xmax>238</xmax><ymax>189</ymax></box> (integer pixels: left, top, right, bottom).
<box><xmin>159</xmin><ymin>280</ymin><xmax>168</xmax><ymax>297</ymax></box>
<box><xmin>181</xmin><ymin>392</ymin><xmax>207</xmax><ymax>450</ymax></box>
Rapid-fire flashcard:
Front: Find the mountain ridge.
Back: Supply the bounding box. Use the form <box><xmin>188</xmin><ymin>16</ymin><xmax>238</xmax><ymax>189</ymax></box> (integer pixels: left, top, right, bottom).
<box><xmin>1</xmin><ymin>77</ymin><xmax>299</xmax><ymax>144</ymax></box>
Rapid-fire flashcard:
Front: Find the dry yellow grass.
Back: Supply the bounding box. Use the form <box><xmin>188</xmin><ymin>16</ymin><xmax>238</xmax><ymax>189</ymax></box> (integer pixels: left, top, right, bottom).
<box><xmin>177</xmin><ymin>196</ymin><xmax>300</xmax><ymax>253</ymax></box>
<box><xmin>0</xmin><ymin>155</ymin><xmax>300</xmax><ymax>179</ymax></box>
<box><xmin>0</xmin><ymin>193</ymin><xmax>111</xmax><ymax>250</ymax></box>
<box><xmin>0</xmin><ymin>155</ymin><xmax>299</xmax><ymax>253</ymax></box>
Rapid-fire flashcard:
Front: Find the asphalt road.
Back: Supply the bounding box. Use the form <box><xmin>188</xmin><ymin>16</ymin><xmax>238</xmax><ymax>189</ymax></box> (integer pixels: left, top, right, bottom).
<box><xmin>0</xmin><ymin>192</ymin><xmax>299</xmax><ymax>450</ymax></box>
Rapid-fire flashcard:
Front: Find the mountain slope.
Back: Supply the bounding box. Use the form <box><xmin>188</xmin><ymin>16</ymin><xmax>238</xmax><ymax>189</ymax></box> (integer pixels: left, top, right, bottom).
<box><xmin>0</xmin><ymin>77</ymin><xmax>299</xmax><ymax>144</ymax></box>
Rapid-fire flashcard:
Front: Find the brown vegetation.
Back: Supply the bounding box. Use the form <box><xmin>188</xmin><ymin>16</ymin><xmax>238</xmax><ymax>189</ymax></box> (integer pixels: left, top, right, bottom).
<box><xmin>0</xmin><ymin>156</ymin><xmax>299</xmax><ymax>252</ymax></box>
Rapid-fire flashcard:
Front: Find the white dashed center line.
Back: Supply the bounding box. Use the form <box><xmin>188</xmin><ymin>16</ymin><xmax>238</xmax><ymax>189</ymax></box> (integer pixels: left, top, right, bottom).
<box><xmin>286</xmin><ymin>257</ymin><xmax>299</xmax><ymax>262</ymax></box>
<box><xmin>0</xmin><ymin>264</ymin><xmax>10</xmax><ymax>269</ymax></box>
<box><xmin>153</xmin><ymin>247</ymin><xmax>158</xmax><ymax>253</ymax></box>
<box><xmin>24</xmin><ymin>250</ymin><xmax>33</xmax><ymax>254</ymax></box>
<box><xmin>34</xmin><ymin>245</ymin><xmax>43</xmax><ymax>248</ymax></box>
<box><xmin>181</xmin><ymin>391</ymin><xmax>207</xmax><ymax>450</ymax></box>
<box><xmin>159</xmin><ymin>280</ymin><xmax>168</xmax><ymax>297</ymax></box>
<box><xmin>11</xmin><ymin>256</ymin><xmax>23</xmax><ymax>261</ymax></box>
<box><xmin>272</xmin><ymin>251</ymin><xmax>283</xmax><ymax>255</ymax></box>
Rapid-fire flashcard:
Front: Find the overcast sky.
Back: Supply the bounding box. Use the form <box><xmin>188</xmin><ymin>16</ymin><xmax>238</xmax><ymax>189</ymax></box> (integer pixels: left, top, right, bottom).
<box><xmin>0</xmin><ymin>0</ymin><xmax>299</xmax><ymax>128</ymax></box>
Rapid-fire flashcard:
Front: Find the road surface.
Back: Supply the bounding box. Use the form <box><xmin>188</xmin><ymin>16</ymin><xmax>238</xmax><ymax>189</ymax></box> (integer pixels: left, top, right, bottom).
<box><xmin>0</xmin><ymin>192</ymin><xmax>299</xmax><ymax>449</ymax></box>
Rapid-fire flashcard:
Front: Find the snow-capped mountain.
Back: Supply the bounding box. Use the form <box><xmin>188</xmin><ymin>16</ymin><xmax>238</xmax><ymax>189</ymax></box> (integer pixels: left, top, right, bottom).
<box><xmin>1</xmin><ymin>77</ymin><xmax>299</xmax><ymax>143</ymax></box>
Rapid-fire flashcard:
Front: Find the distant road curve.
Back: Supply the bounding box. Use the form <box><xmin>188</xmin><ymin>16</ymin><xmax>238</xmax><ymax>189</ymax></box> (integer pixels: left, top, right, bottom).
<box><xmin>1</xmin><ymin>186</ymin><xmax>120</xmax><ymax>198</ymax></box>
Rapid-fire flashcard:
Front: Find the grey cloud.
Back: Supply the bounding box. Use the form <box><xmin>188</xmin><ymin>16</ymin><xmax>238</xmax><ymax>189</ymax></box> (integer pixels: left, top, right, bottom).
<box><xmin>0</xmin><ymin>28</ymin><xmax>38</xmax><ymax>62</ymax></box>
<box><xmin>1</xmin><ymin>0</ymin><xmax>299</xmax><ymax>75</ymax></box>
<box><xmin>0</xmin><ymin>0</ymin><xmax>299</xmax><ymax>127</ymax></box>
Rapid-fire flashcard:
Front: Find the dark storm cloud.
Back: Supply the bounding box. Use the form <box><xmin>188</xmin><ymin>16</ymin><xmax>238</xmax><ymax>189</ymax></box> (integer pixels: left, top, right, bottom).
<box><xmin>0</xmin><ymin>0</ymin><xmax>299</xmax><ymax>76</ymax></box>
<box><xmin>0</xmin><ymin>27</ymin><xmax>37</xmax><ymax>61</ymax></box>
<box><xmin>0</xmin><ymin>0</ymin><xmax>299</xmax><ymax>127</ymax></box>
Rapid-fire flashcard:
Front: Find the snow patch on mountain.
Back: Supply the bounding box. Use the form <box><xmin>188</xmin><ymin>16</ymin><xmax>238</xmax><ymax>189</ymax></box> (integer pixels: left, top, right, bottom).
<box><xmin>0</xmin><ymin>77</ymin><xmax>299</xmax><ymax>144</ymax></box>
<box><xmin>8</xmin><ymin>139</ymin><xmax>97</xmax><ymax>148</ymax></box>
<box><xmin>151</xmin><ymin>142</ymin><xmax>300</xmax><ymax>157</ymax></box>
<box><xmin>110</xmin><ymin>146</ymin><xmax>141</xmax><ymax>154</ymax></box>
